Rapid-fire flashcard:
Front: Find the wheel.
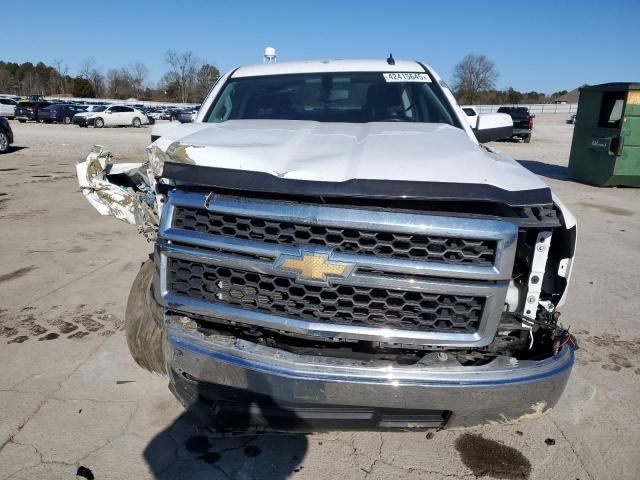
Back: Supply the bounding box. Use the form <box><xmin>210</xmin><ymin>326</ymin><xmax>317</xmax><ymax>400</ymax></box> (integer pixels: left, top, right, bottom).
<box><xmin>94</xmin><ymin>117</ymin><xmax>104</xmax><ymax>128</ymax></box>
<box><xmin>0</xmin><ymin>131</ymin><xmax>9</xmax><ymax>154</ymax></box>
<box><xmin>524</xmin><ymin>134</ymin><xmax>531</xmax><ymax>144</ymax></box>
<box><xmin>125</xmin><ymin>259</ymin><xmax>166</xmax><ymax>374</ymax></box>
<box><xmin>37</xmin><ymin>118</ymin><xmax>44</xmax><ymax>123</ymax></box>
<box><xmin>132</xmin><ymin>117</ymin><xmax>141</xmax><ymax>128</ymax></box>
<box><xmin>63</xmin><ymin>116</ymin><xmax>71</xmax><ymax>124</ymax></box>
<box><xmin>169</xmin><ymin>115</ymin><xmax>176</xmax><ymax>122</ymax></box>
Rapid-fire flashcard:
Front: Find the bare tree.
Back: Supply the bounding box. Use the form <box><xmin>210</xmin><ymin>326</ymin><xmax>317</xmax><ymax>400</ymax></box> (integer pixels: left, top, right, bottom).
<box><xmin>194</xmin><ymin>63</ymin><xmax>220</xmax><ymax>101</ymax></box>
<box><xmin>78</xmin><ymin>57</ymin><xmax>96</xmax><ymax>79</ymax></box>
<box><xmin>451</xmin><ymin>54</ymin><xmax>498</xmax><ymax>104</ymax></box>
<box><xmin>106</xmin><ymin>68</ymin><xmax>136</xmax><ymax>99</ymax></box>
<box><xmin>78</xmin><ymin>57</ymin><xmax>105</xmax><ymax>97</ymax></box>
<box><xmin>51</xmin><ymin>58</ymin><xmax>70</xmax><ymax>94</ymax></box>
<box><xmin>128</xmin><ymin>62</ymin><xmax>149</xmax><ymax>98</ymax></box>
<box><xmin>164</xmin><ymin>50</ymin><xmax>199</xmax><ymax>103</ymax></box>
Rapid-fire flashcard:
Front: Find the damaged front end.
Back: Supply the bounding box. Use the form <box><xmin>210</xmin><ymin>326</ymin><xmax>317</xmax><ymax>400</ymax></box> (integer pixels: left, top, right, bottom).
<box><xmin>76</xmin><ymin>141</ymin><xmax>577</xmax><ymax>430</ymax></box>
<box><xmin>76</xmin><ymin>146</ymin><xmax>160</xmax><ymax>238</ymax></box>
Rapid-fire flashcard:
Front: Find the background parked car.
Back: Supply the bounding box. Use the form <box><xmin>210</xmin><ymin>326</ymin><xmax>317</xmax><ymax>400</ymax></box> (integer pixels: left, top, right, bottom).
<box><xmin>163</xmin><ymin>108</ymin><xmax>182</xmax><ymax>121</ymax></box>
<box><xmin>81</xmin><ymin>105</ymin><xmax>150</xmax><ymax>128</ymax></box>
<box><xmin>147</xmin><ymin>108</ymin><xmax>164</xmax><ymax>121</ymax></box>
<box><xmin>496</xmin><ymin>106</ymin><xmax>534</xmax><ymax>143</ymax></box>
<box><xmin>177</xmin><ymin>106</ymin><xmax>200</xmax><ymax>123</ymax></box>
<box><xmin>37</xmin><ymin>104</ymin><xmax>86</xmax><ymax>124</ymax></box>
<box><xmin>132</xmin><ymin>106</ymin><xmax>155</xmax><ymax>124</ymax></box>
<box><xmin>0</xmin><ymin>117</ymin><xmax>14</xmax><ymax>153</ymax></box>
<box><xmin>15</xmin><ymin>101</ymin><xmax>52</xmax><ymax>122</ymax></box>
<box><xmin>0</xmin><ymin>98</ymin><xmax>17</xmax><ymax>119</ymax></box>
<box><xmin>73</xmin><ymin>105</ymin><xmax>108</xmax><ymax>127</ymax></box>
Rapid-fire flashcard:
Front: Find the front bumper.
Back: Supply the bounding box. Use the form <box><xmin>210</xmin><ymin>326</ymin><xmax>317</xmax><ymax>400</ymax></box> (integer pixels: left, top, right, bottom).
<box><xmin>73</xmin><ymin>117</ymin><xmax>94</xmax><ymax>126</ymax></box>
<box><xmin>165</xmin><ymin>323</ymin><xmax>574</xmax><ymax>430</ymax></box>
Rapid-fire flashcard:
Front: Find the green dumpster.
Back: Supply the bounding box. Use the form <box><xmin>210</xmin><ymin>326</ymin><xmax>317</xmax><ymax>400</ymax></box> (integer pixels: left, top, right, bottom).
<box><xmin>568</xmin><ymin>82</ymin><xmax>640</xmax><ymax>186</ymax></box>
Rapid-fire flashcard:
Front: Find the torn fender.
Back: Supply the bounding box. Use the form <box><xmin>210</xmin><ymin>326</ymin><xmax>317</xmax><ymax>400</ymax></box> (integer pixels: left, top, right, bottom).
<box><xmin>76</xmin><ymin>146</ymin><xmax>158</xmax><ymax>230</ymax></box>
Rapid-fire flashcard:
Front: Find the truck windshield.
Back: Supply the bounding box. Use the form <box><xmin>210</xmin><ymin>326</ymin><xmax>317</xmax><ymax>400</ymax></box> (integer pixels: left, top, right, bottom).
<box><xmin>206</xmin><ymin>72</ymin><xmax>457</xmax><ymax>125</ymax></box>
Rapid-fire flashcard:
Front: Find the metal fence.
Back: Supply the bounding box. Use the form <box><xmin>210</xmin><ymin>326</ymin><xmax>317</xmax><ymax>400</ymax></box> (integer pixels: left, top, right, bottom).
<box><xmin>463</xmin><ymin>103</ymin><xmax>578</xmax><ymax>114</ymax></box>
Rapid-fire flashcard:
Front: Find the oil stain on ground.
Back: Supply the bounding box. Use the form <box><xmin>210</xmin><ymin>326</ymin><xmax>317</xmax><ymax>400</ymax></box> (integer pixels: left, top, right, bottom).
<box><xmin>455</xmin><ymin>433</ymin><xmax>531</xmax><ymax>479</ymax></box>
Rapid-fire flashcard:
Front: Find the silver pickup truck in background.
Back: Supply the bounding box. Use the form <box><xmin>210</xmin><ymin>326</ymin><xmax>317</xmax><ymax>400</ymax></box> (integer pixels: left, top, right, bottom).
<box><xmin>76</xmin><ymin>58</ymin><xmax>577</xmax><ymax>430</ymax></box>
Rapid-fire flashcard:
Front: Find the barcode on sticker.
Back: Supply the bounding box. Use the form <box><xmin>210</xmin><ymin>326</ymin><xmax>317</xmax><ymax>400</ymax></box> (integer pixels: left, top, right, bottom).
<box><xmin>383</xmin><ymin>73</ymin><xmax>431</xmax><ymax>83</ymax></box>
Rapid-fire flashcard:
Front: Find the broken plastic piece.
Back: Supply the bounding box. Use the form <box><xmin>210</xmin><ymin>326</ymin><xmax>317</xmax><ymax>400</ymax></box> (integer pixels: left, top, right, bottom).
<box><xmin>76</xmin><ymin>146</ymin><xmax>158</xmax><ymax>234</ymax></box>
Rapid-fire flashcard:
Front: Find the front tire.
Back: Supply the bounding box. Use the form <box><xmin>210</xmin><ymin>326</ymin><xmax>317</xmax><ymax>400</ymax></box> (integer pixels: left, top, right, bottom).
<box><xmin>63</xmin><ymin>116</ymin><xmax>71</xmax><ymax>124</ymax></box>
<box><xmin>94</xmin><ymin>117</ymin><xmax>104</xmax><ymax>128</ymax></box>
<box><xmin>132</xmin><ymin>117</ymin><xmax>141</xmax><ymax>128</ymax></box>
<box><xmin>524</xmin><ymin>134</ymin><xmax>531</xmax><ymax>143</ymax></box>
<box><xmin>125</xmin><ymin>259</ymin><xmax>166</xmax><ymax>374</ymax></box>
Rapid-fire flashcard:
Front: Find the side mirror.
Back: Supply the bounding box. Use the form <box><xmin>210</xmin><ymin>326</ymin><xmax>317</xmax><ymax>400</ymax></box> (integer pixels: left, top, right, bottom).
<box><xmin>474</xmin><ymin>113</ymin><xmax>513</xmax><ymax>143</ymax></box>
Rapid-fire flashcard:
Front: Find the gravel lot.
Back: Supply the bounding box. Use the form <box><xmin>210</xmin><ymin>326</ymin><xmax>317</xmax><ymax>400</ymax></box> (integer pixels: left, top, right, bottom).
<box><xmin>0</xmin><ymin>115</ymin><xmax>638</xmax><ymax>479</ymax></box>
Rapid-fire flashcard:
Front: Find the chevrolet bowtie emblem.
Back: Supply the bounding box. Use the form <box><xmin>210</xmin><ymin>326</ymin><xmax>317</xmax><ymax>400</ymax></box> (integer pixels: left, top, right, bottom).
<box><xmin>276</xmin><ymin>250</ymin><xmax>353</xmax><ymax>285</ymax></box>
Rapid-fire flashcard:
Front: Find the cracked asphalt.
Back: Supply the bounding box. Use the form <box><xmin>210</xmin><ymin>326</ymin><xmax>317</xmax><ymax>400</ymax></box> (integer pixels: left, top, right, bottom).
<box><xmin>0</xmin><ymin>115</ymin><xmax>638</xmax><ymax>479</ymax></box>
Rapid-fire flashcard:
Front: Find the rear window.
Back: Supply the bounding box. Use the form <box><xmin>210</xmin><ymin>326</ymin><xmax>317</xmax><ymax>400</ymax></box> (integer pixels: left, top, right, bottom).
<box><xmin>498</xmin><ymin>107</ymin><xmax>529</xmax><ymax>115</ymax></box>
<box><xmin>205</xmin><ymin>72</ymin><xmax>458</xmax><ymax>126</ymax></box>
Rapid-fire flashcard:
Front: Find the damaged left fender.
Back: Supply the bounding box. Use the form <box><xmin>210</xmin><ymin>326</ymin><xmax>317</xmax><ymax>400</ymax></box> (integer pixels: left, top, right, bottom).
<box><xmin>76</xmin><ymin>146</ymin><xmax>159</xmax><ymax>234</ymax></box>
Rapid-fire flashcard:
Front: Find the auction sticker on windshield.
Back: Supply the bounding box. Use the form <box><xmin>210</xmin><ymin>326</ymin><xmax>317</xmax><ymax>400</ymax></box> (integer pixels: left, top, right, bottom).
<box><xmin>383</xmin><ymin>73</ymin><xmax>431</xmax><ymax>82</ymax></box>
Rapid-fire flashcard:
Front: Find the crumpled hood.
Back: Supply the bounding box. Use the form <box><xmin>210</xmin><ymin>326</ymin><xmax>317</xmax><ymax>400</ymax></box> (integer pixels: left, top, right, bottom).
<box><xmin>152</xmin><ymin>120</ymin><xmax>548</xmax><ymax>192</ymax></box>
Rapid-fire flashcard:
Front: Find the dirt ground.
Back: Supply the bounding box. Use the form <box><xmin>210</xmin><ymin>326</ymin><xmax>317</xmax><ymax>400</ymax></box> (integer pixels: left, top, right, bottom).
<box><xmin>0</xmin><ymin>115</ymin><xmax>638</xmax><ymax>480</ymax></box>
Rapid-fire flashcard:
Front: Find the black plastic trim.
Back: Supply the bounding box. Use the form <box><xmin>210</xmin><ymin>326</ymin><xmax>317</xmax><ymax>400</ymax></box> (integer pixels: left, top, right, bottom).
<box><xmin>475</xmin><ymin>125</ymin><xmax>514</xmax><ymax>143</ymax></box>
<box><xmin>162</xmin><ymin>162</ymin><xmax>552</xmax><ymax>207</ymax></box>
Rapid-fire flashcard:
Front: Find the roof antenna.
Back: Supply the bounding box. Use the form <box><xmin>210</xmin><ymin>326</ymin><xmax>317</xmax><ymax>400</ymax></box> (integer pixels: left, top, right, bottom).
<box><xmin>387</xmin><ymin>53</ymin><xmax>395</xmax><ymax>65</ymax></box>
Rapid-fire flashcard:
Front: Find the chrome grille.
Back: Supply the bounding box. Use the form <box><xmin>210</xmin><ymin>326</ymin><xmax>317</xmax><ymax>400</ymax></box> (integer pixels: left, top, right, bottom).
<box><xmin>168</xmin><ymin>257</ymin><xmax>484</xmax><ymax>333</ymax></box>
<box><xmin>173</xmin><ymin>206</ymin><xmax>497</xmax><ymax>266</ymax></box>
<box><xmin>157</xmin><ymin>191</ymin><xmax>518</xmax><ymax>347</ymax></box>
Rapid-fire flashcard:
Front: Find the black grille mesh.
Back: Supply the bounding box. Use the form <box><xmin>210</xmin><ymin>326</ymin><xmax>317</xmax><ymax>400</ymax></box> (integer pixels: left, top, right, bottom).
<box><xmin>172</xmin><ymin>206</ymin><xmax>496</xmax><ymax>266</ymax></box>
<box><xmin>168</xmin><ymin>258</ymin><xmax>484</xmax><ymax>332</ymax></box>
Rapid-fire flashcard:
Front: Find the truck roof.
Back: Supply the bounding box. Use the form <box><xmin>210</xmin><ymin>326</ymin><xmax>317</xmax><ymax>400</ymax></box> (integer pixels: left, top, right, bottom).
<box><xmin>232</xmin><ymin>59</ymin><xmax>427</xmax><ymax>78</ymax></box>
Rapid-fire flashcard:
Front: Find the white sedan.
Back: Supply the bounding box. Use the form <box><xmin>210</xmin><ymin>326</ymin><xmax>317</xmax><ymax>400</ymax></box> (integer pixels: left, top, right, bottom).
<box><xmin>82</xmin><ymin>105</ymin><xmax>150</xmax><ymax>128</ymax></box>
<box><xmin>0</xmin><ymin>98</ymin><xmax>17</xmax><ymax>119</ymax></box>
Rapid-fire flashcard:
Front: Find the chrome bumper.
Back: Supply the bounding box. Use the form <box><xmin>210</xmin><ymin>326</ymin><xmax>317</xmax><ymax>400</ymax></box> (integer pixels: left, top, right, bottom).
<box><xmin>165</xmin><ymin>324</ymin><xmax>574</xmax><ymax>429</ymax></box>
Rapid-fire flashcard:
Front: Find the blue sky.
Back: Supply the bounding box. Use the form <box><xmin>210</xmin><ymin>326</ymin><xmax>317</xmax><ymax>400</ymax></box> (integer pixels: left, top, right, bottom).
<box><xmin>3</xmin><ymin>0</ymin><xmax>639</xmax><ymax>93</ymax></box>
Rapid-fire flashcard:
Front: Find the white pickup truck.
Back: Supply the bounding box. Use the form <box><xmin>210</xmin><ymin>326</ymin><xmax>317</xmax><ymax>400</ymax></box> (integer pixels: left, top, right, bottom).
<box><xmin>77</xmin><ymin>59</ymin><xmax>577</xmax><ymax>430</ymax></box>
